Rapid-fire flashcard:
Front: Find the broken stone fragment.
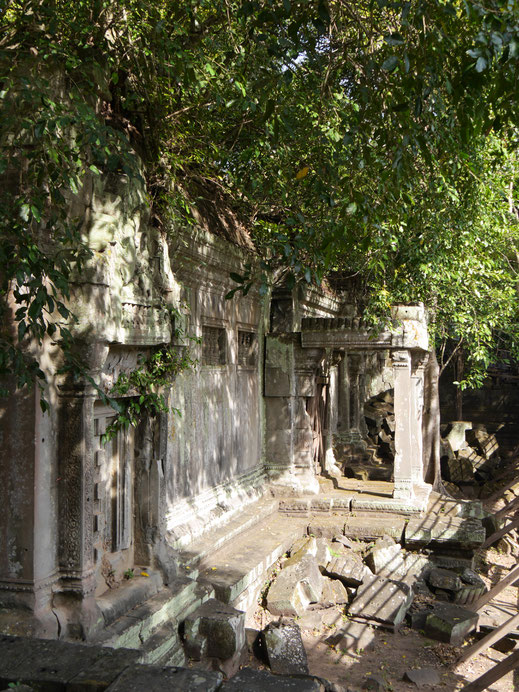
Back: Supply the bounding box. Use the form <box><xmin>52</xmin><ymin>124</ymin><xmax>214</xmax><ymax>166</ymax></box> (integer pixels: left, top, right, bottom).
<box><xmin>308</xmin><ymin>576</ymin><xmax>349</xmax><ymax>609</ymax></box>
<box><xmin>261</xmin><ymin>621</ymin><xmax>309</xmax><ymax>676</ymax></box>
<box><xmin>362</xmin><ymin>672</ymin><xmax>388</xmax><ymax>690</ymax></box>
<box><xmin>427</xmin><ymin>567</ymin><xmax>462</xmax><ymax>592</ymax></box>
<box><xmin>324</xmin><ymin>553</ymin><xmax>372</xmax><ymax>587</ymax></box>
<box><xmin>267</xmin><ymin>554</ymin><xmax>324</xmax><ymax>617</ymax></box>
<box><xmin>182</xmin><ymin>598</ymin><xmax>245</xmax><ymax>661</ymax></box>
<box><xmin>424</xmin><ymin>602</ymin><xmax>478</xmax><ymax>645</ymax></box>
<box><xmin>457</xmin><ymin>447</ymin><xmax>487</xmax><ymax>472</ymax></box>
<box><xmin>348</xmin><ymin>576</ymin><xmax>413</xmax><ymax>626</ymax></box>
<box><xmin>365</xmin><ymin>536</ymin><xmax>402</xmax><ymax>575</ymax></box>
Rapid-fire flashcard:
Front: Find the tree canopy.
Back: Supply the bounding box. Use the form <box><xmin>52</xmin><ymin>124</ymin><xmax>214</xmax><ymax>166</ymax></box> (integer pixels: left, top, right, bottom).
<box><xmin>2</xmin><ymin>0</ymin><xmax>519</xmax><ymax>396</ymax></box>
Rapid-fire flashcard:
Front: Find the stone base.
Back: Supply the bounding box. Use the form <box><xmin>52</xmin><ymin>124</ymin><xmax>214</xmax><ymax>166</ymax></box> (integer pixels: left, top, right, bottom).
<box><xmin>266</xmin><ymin>465</ymin><xmax>320</xmax><ymax>495</ymax></box>
<box><xmin>165</xmin><ymin>467</ymin><xmax>267</xmax><ymax>549</ymax></box>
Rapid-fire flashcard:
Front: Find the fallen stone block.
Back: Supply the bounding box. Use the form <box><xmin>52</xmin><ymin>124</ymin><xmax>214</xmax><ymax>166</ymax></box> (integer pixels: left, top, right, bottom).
<box><xmin>446</xmin><ymin>456</ymin><xmax>474</xmax><ymax>484</ymax></box>
<box><xmin>343</xmin><ymin>516</ymin><xmax>406</xmax><ymax>542</ymax></box>
<box><xmin>348</xmin><ymin>576</ymin><xmax>413</xmax><ymax>627</ymax></box>
<box><xmin>458</xmin><ymin>447</ymin><xmax>487</xmax><ymax>472</ymax></box>
<box><xmin>403</xmin><ymin>667</ymin><xmax>440</xmax><ymax>686</ymax></box>
<box><xmin>424</xmin><ymin>602</ymin><xmax>478</xmax><ymax>645</ymax></box>
<box><xmin>261</xmin><ymin>621</ymin><xmax>309</xmax><ymax>675</ymax></box>
<box><xmin>106</xmin><ymin>663</ymin><xmax>222</xmax><ymax>691</ymax></box>
<box><xmin>290</xmin><ymin>536</ymin><xmax>317</xmax><ymax>559</ymax></box>
<box><xmin>308</xmin><ymin>577</ymin><xmax>349</xmax><ymax>609</ymax></box>
<box><xmin>267</xmin><ymin>554</ymin><xmax>324</xmax><ymax>616</ymax></box>
<box><xmin>221</xmin><ymin>667</ymin><xmax>322</xmax><ymax>691</ymax></box>
<box><xmin>315</xmin><ymin>538</ymin><xmax>332</xmax><ymax>569</ymax></box>
<box><xmin>182</xmin><ymin>598</ymin><xmax>245</xmax><ymax>661</ymax></box>
<box><xmin>324</xmin><ymin>553</ymin><xmax>371</xmax><ymax>587</ymax></box>
<box><xmin>267</xmin><ymin>579</ymin><xmax>311</xmax><ymax>618</ymax></box>
<box><xmin>427</xmin><ymin>567</ymin><xmax>462</xmax><ymax>592</ymax></box>
<box><xmin>445</xmin><ymin>421</ymin><xmax>472</xmax><ymax>453</ymax></box>
<box><xmin>407</xmin><ymin>606</ymin><xmax>435</xmax><ymax>631</ymax></box>
<box><xmin>466</xmin><ymin>429</ymin><xmax>498</xmax><ymax>459</ymax></box>
<box><xmin>365</xmin><ymin>536</ymin><xmax>402</xmax><ymax>575</ymax></box>
<box><xmin>405</xmin><ymin>515</ymin><xmax>485</xmax><ymax>551</ymax></box>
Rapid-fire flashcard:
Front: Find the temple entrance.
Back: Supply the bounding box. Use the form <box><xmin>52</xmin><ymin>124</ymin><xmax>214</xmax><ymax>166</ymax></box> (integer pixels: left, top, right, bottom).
<box><xmin>92</xmin><ymin>402</ymin><xmax>135</xmax><ymax>596</ymax></box>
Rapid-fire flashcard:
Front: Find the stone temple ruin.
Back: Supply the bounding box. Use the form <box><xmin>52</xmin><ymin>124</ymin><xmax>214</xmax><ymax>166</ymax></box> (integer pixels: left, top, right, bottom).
<box><xmin>0</xmin><ymin>174</ymin><xmax>502</xmax><ymax>689</ymax></box>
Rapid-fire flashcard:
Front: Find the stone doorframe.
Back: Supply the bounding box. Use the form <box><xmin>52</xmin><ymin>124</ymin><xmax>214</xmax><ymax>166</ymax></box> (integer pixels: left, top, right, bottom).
<box><xmin>266</xmin><ymin>305</ymin><xmax>431</xmax><ymax>508</ymax></box>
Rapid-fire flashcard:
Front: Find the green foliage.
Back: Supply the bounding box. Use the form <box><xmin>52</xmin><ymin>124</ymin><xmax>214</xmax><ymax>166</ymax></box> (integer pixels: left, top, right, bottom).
<box><xmin>101</xmin><ymin>342</ymin><xmax>197</xmax><ymax>443</ymax></box>
<box><xmin>2</xmin><ymin>0</ymin><xmax>519</xmax><ymax>397</ymax></box>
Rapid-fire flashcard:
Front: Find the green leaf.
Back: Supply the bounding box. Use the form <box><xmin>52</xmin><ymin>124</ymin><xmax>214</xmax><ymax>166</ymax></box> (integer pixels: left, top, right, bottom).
<box><xmin>475</xmin><ymin>56</ymin><xmax>487</xmax><ymax>72</ymax></box>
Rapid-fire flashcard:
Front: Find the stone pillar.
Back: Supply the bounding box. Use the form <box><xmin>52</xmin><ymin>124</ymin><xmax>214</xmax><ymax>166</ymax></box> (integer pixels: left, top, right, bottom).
<box><xmin>391</xmin><ymin>350</ymin><xmax>414</xmax><ymax>501</ymax></box>
<box><xmin>264</xmin><ymin>335</ymin><xmax>320</xmax><ymax>494</ymax></box>
<box><xmin>410</xmin><ymin>354</ymin><xmax>427</xmax><ymax>485</ymax></box>
<box><xmin>337</xmin><ymin>352</ymin><xmax>350</xmax><ymax>433</ymax></box>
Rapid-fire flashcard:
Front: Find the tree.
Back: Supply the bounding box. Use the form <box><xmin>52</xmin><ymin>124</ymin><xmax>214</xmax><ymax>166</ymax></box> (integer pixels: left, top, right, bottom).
<box><xmin>1</xmin><ymin>0</ymin><xmax>519</xmax><ymax>402</ymax></box>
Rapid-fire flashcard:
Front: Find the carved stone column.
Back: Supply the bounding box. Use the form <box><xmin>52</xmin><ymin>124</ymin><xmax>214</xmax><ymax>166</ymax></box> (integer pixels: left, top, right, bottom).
<box><xmin>337</xmin><ymin>352</ymin><xmax>350</xmax><ymax>434</ymax></box>
<box><xmin>410</xmin><ymin>353</ymin><xmax>427</xmax><ymax>485</ymax></box>
<box><xmin>392</xmin><ymin>350</ymin><xmax>414</xmax><ymax>501</ymax></box>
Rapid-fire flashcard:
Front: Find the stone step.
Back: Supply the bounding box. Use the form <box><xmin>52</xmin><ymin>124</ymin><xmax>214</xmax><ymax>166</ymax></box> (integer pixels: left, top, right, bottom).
<box><xmin>97</xmin><ymin>577</ymin><xmax>214</xmax><ymax>653</ymax></box>
<box><xmin>138</xmin><ymin>622</ymin><xmax>184</xmax><ymax>667</ymax></box>
<box><xmin>176</xmin><ymin>496</ymin><xmax>278</xmax><ymax>575</ymax></box>
<box><xmin>96</xmin><ymin>569</ymin><xmax>163</xmax><ymax>628</ymax></box>
<box><xmin>197</xmin><ymin>514</ymin><xmax>308</xmax><ymax>612</ymax></box>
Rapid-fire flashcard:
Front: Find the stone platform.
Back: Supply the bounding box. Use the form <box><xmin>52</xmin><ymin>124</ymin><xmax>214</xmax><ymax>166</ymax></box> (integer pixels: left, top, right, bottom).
<box><xmin>277</xmin><ymin>478</ymin><xmax>432</xmax><ymax>516</ymax></box>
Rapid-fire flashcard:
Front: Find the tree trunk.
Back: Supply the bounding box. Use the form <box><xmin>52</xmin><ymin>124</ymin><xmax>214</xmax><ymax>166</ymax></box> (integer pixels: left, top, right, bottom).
<box><xmin>423</xmin><ymin>349</ymin><xmax>442</xmax><ymax>489</ymax></box>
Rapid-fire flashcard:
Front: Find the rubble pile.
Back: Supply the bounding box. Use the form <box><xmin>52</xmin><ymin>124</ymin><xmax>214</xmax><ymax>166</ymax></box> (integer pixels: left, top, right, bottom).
<box><xmin>440</xmin><ymin>421</ymin><xmax>502</xmax><ymax>498</ymax></box>
<box><xmin>363</xmin><ymin>391</ymin><xmax>395</xmax><ymax>465</ymax></box>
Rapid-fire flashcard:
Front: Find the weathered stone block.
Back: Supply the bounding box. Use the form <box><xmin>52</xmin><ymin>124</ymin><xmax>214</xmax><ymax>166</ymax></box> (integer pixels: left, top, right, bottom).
<box><xmin>182</xmin><ymin>598</ymin><xmax>245</xmax><ymax>661</ymax></box>
<box><xmin>446</xmin><ymin>457</ymin><xmax>474</xmax><ymax>483</ymax></box>
<box><xmin>349</xmin><ymin>576</ymin><xmax>413</xmax><ymax>626</ymax></box>
<box><xmin>405</xmin><ymin>515</ymin><xmax>485</xmax><ymax>551</ymax></box>
<box><xmin>267</xmin><ymin>555</ymin><xmax>323</xmax><ymax>617</ymax></box>
<box><xmin>310</xmin><ymin>577</ymin><xmax>349</xmax><ymax>609</ymax></box>
<box><xmin>106</xmin><ymin>663</ymin><xmax>222</xmax><ymax>691</ymax></box>
<box><xmin>324</xmin><ymin>553</ymin><xmax>370</xmax><ymax>587</ymax></box>
<box><xmin>427</xmin><ymin>568</ymin><xmax>462</xmax><ymax>592</ymax></box>
<box><xmin>454</xmin><ymin>568</ymin><xmax>487</xmax><ymax>605</ymax></box>
<box><xmin>424</xmin><ymin>603</ymin><xmax>478</xmax><ymax>645</ymax></box>
<box><xmin>458</xmin><ymin>448</ymin><xmax>487</xmax><ymax>472</ymax></box>
<box><xmin>266</xmin><ymin>430</ymin><xmax>292</xmax><ymax>463</ymax></box>
<box><xmin>445</xmin><ymin>421</ymin><xmax>472</xmax><ymax>453</ymax></box>
<box><xmin>365</xmin><ymin>536</ymin><xmax>402</xmax><ymax>575</ymax></box>
<box><xmin>222</xmin><ymin>667</ymin><xmax>321</xmax><ymax>691</ymax></box>
<box><xmin>265</xmin><ymin>398</ymin><xmax>291</xmax><ymax>430</ymax></box>
<box><xmin>261</xmin><ymin>621</ymin><xmax>309</xmax><ymax>675</ymax></box>
<box><xmin>265</xmin><ymin>368</ymin><xmax>291</xmax><ymax>397</ymax></box>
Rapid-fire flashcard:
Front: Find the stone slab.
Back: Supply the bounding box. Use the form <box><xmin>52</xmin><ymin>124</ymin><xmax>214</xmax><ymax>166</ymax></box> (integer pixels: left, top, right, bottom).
<box><xmin>424</xmin><ymin>603</ymin><xmax>478</xmax><ymax>645</ymax></box>
<box><xmin>261</xmin><ymin>621</ymin><xmax>309</xmax><ymax>676</ymax></box>
<box><xmin>105</xmin><ymin>664</ymin><xmax>222</xmax><ymax>691</ymax></box>
<box><xmin>68</xmin><ymin>647</ymin><xmax>142</xmax><ymax>690</ymax></box>
<box><xmin>365</xmin><ymin>537</ymin><xmax>402</xmax><ymax>575</ymax></box>
<box><xmin>349</xmin><ymin>577</ymin><xmax>413</xmax><ymax>626</ymax></box>
<box><xmin>324</xmin><ymin>553</ymin><xmax>371</xmax><ymax>587</ymax></box>
<box><xmin>0</xmin><ymin>636</ymin><xmax>103</xmax><ymax>691</ymax></box>
<box><xmin>198</xmin><ymin>515</ymin><xmax>306</xmax><ymax>605</ymax></box>
<box><xmin>343</xmin><ymin>516</ymin><xmax>406</xmax><ymax>542</ymax></box>
<box><xmin>405</xmin><ymin>515</ymin><xmax>485</xmax><ymax>551</ymax></box>
<box><xmin>222</xmin><ymin>667</ymin><xmax>322</xmax><ymax>691</ymax></box>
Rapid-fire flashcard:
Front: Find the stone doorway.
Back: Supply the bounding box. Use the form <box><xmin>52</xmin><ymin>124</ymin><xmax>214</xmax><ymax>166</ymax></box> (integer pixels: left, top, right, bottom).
<box><xmin>92</xmin><ymin>403</ymin><xmax>135</xmax><ymax>596</ymax></box>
